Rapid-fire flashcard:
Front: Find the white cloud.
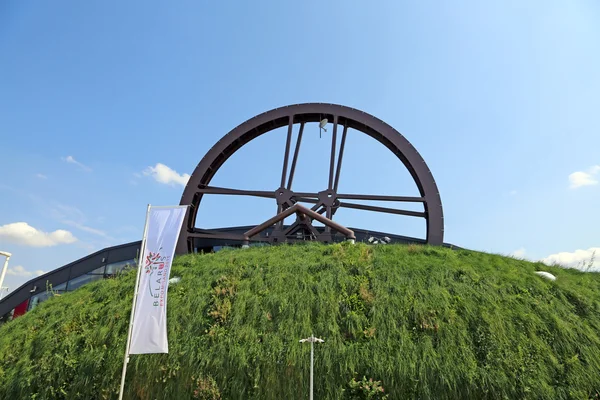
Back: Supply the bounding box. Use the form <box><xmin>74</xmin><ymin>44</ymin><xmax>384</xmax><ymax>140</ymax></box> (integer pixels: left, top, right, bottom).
<box><xmin>542</xmin><ymin>247</ymin><xmax>600</xmax><ymax>271</ymax></box>
<box><xmin>143</xmin><ymin>163</ymin><xmax>190</xmax><ymax>187</ymax></box>
<box><xmin>509</xmin><ymin>190</ymin><xmax>518</xmax><ymax>196</ymax></box>
<box><xmin>569</xmin><ymin>165</ymin><xmax>599</xmax><ymax>189</ymax></box>
<box><xmin>6</xmin><ymin>265</ymin><xmax>45</xmax><ymax>278</ymax></box>
<box><xmin>511</xmin><ymin>247</ymin><xmax>526</xmax><ymax>258</ymax></box>
<box><xmin>0</xmin><ymin>222</ymin><xmax>77</xmax><ymax>247</ymax></box>
<box><xmin>35</xmin><ymin>173</ymin><xmax>47</xmax><ymax>179</ymax></box>
<box><xmin>62</xmin><ymin>220</ymin><xmax>107</xmax><ymax>237</ymax></box>
<box><xmin>569</xmin><ymin>172</ymin><xmax>597</xmax><ymax>188</ymax></box>
<box><xmin>50</xmin><ymin>204</ymin><xmax>110</xmax><ymax>239</ymax></box>
<box><xmin>130</xmin><ymin>172</ymin><xmax>142</xmax><ymax>186</ymax></box>
<box><xmin>62</xmin><ymin>155</ymin><xmax>92</xmax><ymax>172</ymax></box>
<box><xmin>6</xmin><ymin>265</ymin><xmax>31</xmax><ymax>277</ymax></box>
<box><xmin>114</xmin><ymin>225</ymin><xmax>141</xmax><ymax>234</ymax></box>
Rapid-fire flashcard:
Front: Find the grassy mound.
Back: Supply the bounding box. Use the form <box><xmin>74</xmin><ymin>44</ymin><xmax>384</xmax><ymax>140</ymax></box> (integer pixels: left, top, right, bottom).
<box><xmin>1</xmin><ymin>243</ymin><xmax>600</xmax><ymax>399</ymax></box>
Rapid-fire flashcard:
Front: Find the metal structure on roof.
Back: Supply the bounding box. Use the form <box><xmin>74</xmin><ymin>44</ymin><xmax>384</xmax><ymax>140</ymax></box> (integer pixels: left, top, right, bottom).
<box><xmin>177</xmin><ymin>103</ymin><xmax>444</xmax><ymax>254</ymax></box>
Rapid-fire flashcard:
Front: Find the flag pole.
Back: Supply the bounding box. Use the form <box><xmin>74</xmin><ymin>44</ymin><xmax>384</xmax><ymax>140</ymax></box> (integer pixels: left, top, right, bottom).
<box><xmin>118</xmin><ymin>204</ymin><xmax>152</xmax><ymax>400</ymax></box>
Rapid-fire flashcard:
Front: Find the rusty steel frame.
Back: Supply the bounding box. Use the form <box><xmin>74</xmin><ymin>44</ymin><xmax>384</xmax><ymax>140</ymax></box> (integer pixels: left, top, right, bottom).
<box><xmin>242</xmin><ymin>203</ymin><xmax>355</xmax><ymax>244</ymax></box>
<box><xmin>177</xmin><ymin>103</ymin><xmax>444</xmax><ymax>254</ymax></box>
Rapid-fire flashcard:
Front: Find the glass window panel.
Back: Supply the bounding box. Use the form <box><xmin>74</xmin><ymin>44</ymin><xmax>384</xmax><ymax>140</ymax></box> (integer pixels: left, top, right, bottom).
<box><xmin>51</xmin><ymin>282</ymin><xmax>67</xmax><ymax>293</ymax></box>
<box><xmin>214</xmin><ymin>246</ymin><xmax>235</xmax><ymax>252</ymax></box>
<box><xmin>28</xmin><ymin>291</ymin><xmax>53</xmax><ymax>311</ymax></box>
<box><xmin>66</xmin><ymin>274</ymin><xmax>103</xmax><ymax>291</ymax></box>
<box><xmin>89</xmin><ymin>266</ymin><xmax>106</xmax><ymax>275</ymax></box>
<box><xmin>249</xmin><ymin>242</ymin><xmax>269</xmax><ymax>248</ymax></box>
<box><xmin>0</xmin><ymin>309</ymin><xmax>14</xmax><ymax>323</ymax></box>
<box><xmin>105</xmin><ymin>259</ymin><xmax>136</xmax><ymax>275</ymax></box>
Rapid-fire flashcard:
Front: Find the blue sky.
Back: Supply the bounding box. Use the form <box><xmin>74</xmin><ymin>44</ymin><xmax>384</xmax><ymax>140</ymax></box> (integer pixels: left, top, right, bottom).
<box><xmin>1</xmin><ymin>1</ymin><xmax>599</xmax><ymax>293</ymax></box>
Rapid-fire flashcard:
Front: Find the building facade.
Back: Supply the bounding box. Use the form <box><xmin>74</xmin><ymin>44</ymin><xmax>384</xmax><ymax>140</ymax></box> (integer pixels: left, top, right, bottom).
<box><xmin>0</xmin><ymin>241</ymin><xmax>139</xmax><ymax>323</ymax></box>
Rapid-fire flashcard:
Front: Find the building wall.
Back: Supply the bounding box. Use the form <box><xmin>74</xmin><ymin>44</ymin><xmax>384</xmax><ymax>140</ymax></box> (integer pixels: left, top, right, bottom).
<box><xmin>0</xmin><ymin>241</ymin><xmax>141</xmax><ymax>322</ymax></box>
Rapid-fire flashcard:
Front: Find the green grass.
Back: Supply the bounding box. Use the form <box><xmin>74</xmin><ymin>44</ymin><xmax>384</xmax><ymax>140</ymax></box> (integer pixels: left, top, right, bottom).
<box><xmin>1</xmin><ymin>243</ymin><xmax>600</xmax><ymax>399</ymax></box>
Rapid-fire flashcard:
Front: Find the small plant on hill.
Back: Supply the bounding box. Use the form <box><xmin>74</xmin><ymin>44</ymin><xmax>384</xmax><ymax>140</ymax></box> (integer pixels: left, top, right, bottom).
<box><xmin>192</xmin><ymin>375</ymin><xmax>221</xmax><ymax>399</ymax></box>
<box><xmin>343</xmin><ymin>375</ymin><xmax>389</xmax><ymax>399</ymax></box>
<box><xmin>579</xmin><ymin>250</ymin><xmax>597</xmax><ymax>272</ymax></box>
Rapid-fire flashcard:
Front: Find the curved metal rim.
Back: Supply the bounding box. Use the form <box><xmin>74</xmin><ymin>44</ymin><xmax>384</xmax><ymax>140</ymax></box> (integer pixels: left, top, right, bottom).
<box><xmin>177</xmin><ymin>103</ymin><xmax>443</xmax><ymax>253</ymax></box>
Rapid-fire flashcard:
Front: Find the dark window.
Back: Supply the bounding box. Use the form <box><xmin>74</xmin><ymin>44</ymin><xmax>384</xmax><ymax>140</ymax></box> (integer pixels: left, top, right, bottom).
<box><xmin>66</xmin><ymin>274</ymin><xmax>103</xmax><ymax>291</ymax></box>
<box><xmin>89</xmin><ymin>266</ymin><xmax>106</xmax><ymax>275</ymax></box>
<box><xmin>51</xmin><ymin>282</ymin><xmax>67</xmax><ymax>294</ymax></box>
<box><xmin>105</xmin><ymin>259</ymin><xmax>136</xmax><ymax>276</ymax></box>
<box><xmin>28</xmin><ymin>291</ymin><xmax>54</xmax><ymax>311</ymax></box>
<box><xmin>214</xmin><ymin>246</ymin><xmax>236</xmax><ymax>252</ymax></box>
<box><xmin>0</xmin><ymin>309</ymin><xmax>14</xmax><ymax>323</ymax></box>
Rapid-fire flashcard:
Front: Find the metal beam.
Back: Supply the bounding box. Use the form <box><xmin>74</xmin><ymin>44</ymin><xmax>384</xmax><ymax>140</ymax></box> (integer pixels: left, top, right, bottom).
<box><xmin>287</xmin><ymin>122</ymin><xmax>305</xmax><ymax>190</ymax></box>
<box><xmin>333</xmin><ymin>124</ymin><xmax>348</xmax><ymax>193</ymax></box>
<box><xmin>197</xmin><ymin>186</ymin><xmax>276</xmax><ymax>199</ymax></box>
<box><xmin>280</xmin><ymin>115</ymin><xmax>295</xmax><ymax>188</ymax></box>
<box><xmin>244</xmin><ymin>204</ymin><xmax>355</xmax><ymax>241</ymax></box>
<box><xmin>338</xmin><ymin>201</ymin><xmax>425</xmax><ymax>218</ymax></box>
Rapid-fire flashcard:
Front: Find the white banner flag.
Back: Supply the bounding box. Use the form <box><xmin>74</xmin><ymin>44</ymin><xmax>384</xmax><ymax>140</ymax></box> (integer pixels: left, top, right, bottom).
<box><xmin>129</xmin><ymin>206</ymin><xmax>187</xmax><ymax>354</ymax></box>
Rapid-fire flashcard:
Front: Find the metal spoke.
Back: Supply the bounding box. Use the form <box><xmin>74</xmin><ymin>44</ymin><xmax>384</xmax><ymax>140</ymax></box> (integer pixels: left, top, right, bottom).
<box><xmin>294</xmin><ymin>197</ymin><xmax>321</xmax><ymax>212</ymax></box>
<box><xmin>333</xmin><ymin>124</ymin><xmax>348</xmax><ymax>192</ymax></box>
<box><xmin>295</xmin><ymin>197</ymin><xmax>319</xmax><ymax>204</ymax></box>
<box><xmin>197</xmin><ymin>186</ymin><xmax>276</xmax><ymax>199</ymax></box>
<box><xmin>310</xmin><ymin>203</ymin><xmax>323</xmax><ymax>215</ymax></box>
<box><xmin>276</xmin><ymin>115</ymin><xmax>295</xmax><ymax>228</ymax></box>
<box><xmin>188</xmin><ymin>232</ymin><xmax>254</xmax><ymax>241</ymax></box>
<box><xmin>283</xmin><ymin>215</ymin><xmax>320</xmax><ymax>238</ymax></box>
<box><xmin>295</xmin><ymin>198</ymin><xmax>326</xmax><ymax>217</ymax></box>
<box><xmin>292</xmin><ymin>192</ymin><xmax>319</xmax><ymax>198</ymax></box>
<box><xmin>328</xmin><ymin>116</ymin><xmax>338</xmax><ymax>190</ymax></box>
<box><xmin>287</xmin><ymin>122</ymin><xmax>305</xmax><ymax>190</ymax></box>
<box><xmin>338</xmin><ymin>201</ymin><xmax>425</xmax><ymax>218</ymax></box>
<box><xmin>336</xmin><ymin>193</ymin><xmax>424</xmax><ymax>202</ymax></box>
<box><xmin>244</xmin><ymin>203</ymin><xmax>355</xmax><ymax>241</ymax></box>
<box><xmin>280</xmin><ymin>115</ymin><xmax>294</xmax><ymax>188</ymax></box>
<box><xmin>326</xmin><ymin>116</ymin><xmax>339</xmax><ymax>225</ymax></box>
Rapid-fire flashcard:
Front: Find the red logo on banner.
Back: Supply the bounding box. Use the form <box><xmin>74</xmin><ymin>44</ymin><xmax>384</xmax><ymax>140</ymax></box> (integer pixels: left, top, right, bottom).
<box><xmin>144</xmin><ymin>249</ymin><xmax>171</xmax><ymax>307</ymax></box>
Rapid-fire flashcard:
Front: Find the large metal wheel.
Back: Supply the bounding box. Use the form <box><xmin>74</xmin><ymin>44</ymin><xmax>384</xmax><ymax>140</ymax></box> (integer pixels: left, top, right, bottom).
<box><xmin>176</xmin><ymin>103</ymin><xmax>443</xmax><ymax>254</ymax></box>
